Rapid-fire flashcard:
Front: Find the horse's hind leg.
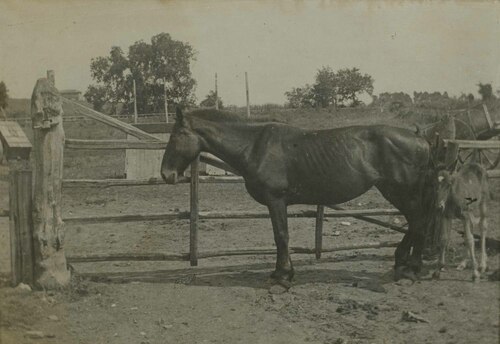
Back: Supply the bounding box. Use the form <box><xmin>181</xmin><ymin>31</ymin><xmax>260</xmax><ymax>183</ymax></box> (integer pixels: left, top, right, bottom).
<box><xmin>463</xmin><ymin>215</ymin><xmax>480</xmax><ymax>282</ymax></box>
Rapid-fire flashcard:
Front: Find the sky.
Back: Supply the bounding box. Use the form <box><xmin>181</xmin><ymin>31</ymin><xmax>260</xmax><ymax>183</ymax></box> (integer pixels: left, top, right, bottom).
<box><xmin>1</xmin><ymin>0</ymin><xmax>499</xmax><ymax>106</ymax></box>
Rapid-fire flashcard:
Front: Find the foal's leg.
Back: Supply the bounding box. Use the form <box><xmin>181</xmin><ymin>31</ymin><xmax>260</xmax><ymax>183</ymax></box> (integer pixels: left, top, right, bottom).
<box><xmin>462</xmin><ymin>214</ymin><xmax>480</xmax><ymax>282</ymax></box>
<box><xmin>433</xmin><ymin>216</ymin><xmax>450</xmax><ymax>279</ymax></box>
<box><xmin>479</xmin><ymin>201</ymin><xmax>488</xmax><ymax>274</ymax></box>
<box><xmin>267</xmin><ymin>198</ymin><xmax>294</xmax><ymax>286</ymax></box>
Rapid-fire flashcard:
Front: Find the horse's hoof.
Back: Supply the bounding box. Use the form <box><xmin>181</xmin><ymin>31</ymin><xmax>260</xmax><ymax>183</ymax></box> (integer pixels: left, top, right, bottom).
<box><xmin>456</xmin><ymin>260</ymin><xmax>467</xmax><ymax>271</ymax></box>
<box><xmin>472</xmin><ymin>272</ymin><xmax>481</xmax><ymax>283</ymax></box>
<box><xmin>269</xmin><ymin>284</ymin><xmax>289</xmax><ymax>294</ymax></box>
<box><xmin>432</xmin><ymin>271</ymin><xmax>441</xmax><ymax>280</ymax></box>
<box><xmin>394</xmin><ymin>267</ymin><xmax>418</xmax><ymax>283</ymax></box>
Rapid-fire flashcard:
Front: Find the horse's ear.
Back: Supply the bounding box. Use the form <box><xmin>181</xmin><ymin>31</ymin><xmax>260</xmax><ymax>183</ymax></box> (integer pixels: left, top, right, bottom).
<box><xmin>175</xmin><ymin>106</ymin><xmax>184</xmax><ymax>125</ymax></box>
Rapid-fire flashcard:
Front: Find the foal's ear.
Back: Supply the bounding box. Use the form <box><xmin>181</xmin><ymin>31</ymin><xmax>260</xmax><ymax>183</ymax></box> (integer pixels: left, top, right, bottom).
<box><xmin>175</xmin><ymin>106</ymin><xmax>184</xmax><ymax>125</ymax></box>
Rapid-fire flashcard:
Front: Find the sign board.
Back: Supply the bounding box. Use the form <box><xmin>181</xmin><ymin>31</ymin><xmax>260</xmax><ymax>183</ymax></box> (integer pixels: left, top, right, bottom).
<box><xmin>0</xmin><ymin>121</ymin><xmax>32</xmax><ymax>160</ymax></box>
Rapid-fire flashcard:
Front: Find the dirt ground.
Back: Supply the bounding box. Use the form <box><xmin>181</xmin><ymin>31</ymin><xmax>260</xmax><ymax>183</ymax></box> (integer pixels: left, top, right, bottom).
<box><xmin>0</xmin><ymin>109</ymin><xmax>499</xmax><ymax>344</ymax></box>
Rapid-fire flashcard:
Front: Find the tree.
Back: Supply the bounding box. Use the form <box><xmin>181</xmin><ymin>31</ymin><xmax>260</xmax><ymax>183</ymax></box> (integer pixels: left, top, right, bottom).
<box><xmin>284</xmin><ymin>66</ymin><xmax>374</xmax><ymax>109</ymax></box>
<box><xmin>335</xmin><ymin>68</ymin><xmax>374</xmax><ymax>106</ymax></box>
<box><xmin>311</xmin><ymin>67</ymin><xmax>338</xmax><ymax>108</ymax></box>
<box><xmin>200</xmin><ymin>90</ymin><xmax>224</xmax><ymax>109</ymax></box>
<box><xmin>84</xmin><ymin>85</ymin><xmax>108</xmax><ymax>112</ymax></box>
<box><xmin>285</xmin><ymin>84</ymin><xmax>315</xmax><ymax>108</ymax></box>
<box><xmin>0</xmin><ymin>81</ymin><xmax>8</xmax><ymax>119</ymax></box>
<box><xmin>478</xmin><ymin>83</ymin><xmax>495</xmax><ymax>102</ymax></box>
<box><xmin>85</xmin><ymin>33</ymin><xmax>197</xmax><ymax>114</ymax></box>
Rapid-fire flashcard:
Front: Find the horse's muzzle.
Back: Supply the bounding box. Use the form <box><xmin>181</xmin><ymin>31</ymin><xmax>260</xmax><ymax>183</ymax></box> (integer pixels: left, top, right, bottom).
<box><xmin>161</xmin><ymin>171</ymin><xmax>177</xmax><ymax>184</ymax></box>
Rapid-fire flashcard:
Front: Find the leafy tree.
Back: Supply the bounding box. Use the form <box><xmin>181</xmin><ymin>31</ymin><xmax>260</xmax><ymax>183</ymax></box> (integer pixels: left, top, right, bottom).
<box><xmin>0</xmin><ymin>81</ymin><xmax>8</xmax><ymax>109</ymax></box>
<box><xmin>0</xmin><ymin>81</ymin><xmax>8</xmax><ymax>119</ymax></box>
<box><xmin>285</xmin><ymin>84</ymin><xmax>315</xmax><ymax>108</ymax></box>
<box><xmin>312</xmin><ymin>67</ymin><xmax>338</xmax><ymax>108</ymax></box>
<box><xmin>200</xmin><ymin>90</ymin><xmax>224</xmax><ymax>109</ymax></box>
<box><xmin>478</xmin><ymin>83</ymin><xmax>495</xmax><ymax>101</ymax></box>
<box><xmin>85</xmin><ymin>33</ymin><xmax>196</xmax><ymax>114</ymax></box>
<box><xmin>284</xmin><ymin>66</ymin><xmax>374</xmax><ymax>108</ymax></box>
<box><xmin>84</xmin><ymin>85</ymin><xmax>108</xmax><ymax>112</ymax></box>
<box><xmin>335</xmin><ymin>68</ymin><xmax>373</xmax><ymax>106</ymax></box>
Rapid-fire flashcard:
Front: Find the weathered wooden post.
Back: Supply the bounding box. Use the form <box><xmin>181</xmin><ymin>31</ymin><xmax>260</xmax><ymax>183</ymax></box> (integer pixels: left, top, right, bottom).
<box><xmin>315</xmin><ymin>205</ymin><xmax>324</xmax><ymax>259</ymax></box>
<box><xmin>189</xmin><ymin>155</ymin><xmax>200</xmax><ymax>266</ymax></box>
<box><xmin>31</xmin><ymin>71</ymin><xmax>70</xmax><ymax>289</ymax></box>
<box><xmin>0</xmin><ymin>121</ymin><xmax>33</xmax><ymax>286</ymax></box>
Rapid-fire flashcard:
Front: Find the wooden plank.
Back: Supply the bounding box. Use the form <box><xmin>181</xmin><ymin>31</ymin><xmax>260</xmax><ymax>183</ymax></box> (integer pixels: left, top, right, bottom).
<box><xmin>61</xmin><ymin>97</ymin><xmax>163</xmax><ymax>141</ymax></box>
<box><xmin>67</xmin><ymin>252</ymin><xmax>188</xmax><ymax>263</ymax></box>
<box><xmin>9</xmin><ymin>166</ymin><xmax>21</xmax><ymax>286</ymax></box>
<box><xmin>0</xmin><ymin>121</ymin><xmax>32</xmax><ymax>160</ymax></box>
<box><xmin>200</xmin><ymin>153</ymin><xmax>239</xmax><ymax>175</ymax></box>
<box><xmin>125</xmin><ymin>133</ymin><xmax>168</xmax><ymax>180</ymax></box>
<box><xmin>62</xmin><ymin>175</ymin><xmax>244</xmax><ymax>188</ymax></box>
<box><xmin>487</xmin><ymin>170</ymin><xmax>500</xmax><ymax>178</ymax></box>
<box><xmin>63</xmin><ymin>208</ymin><xmax>401</xmax><ymax>225</ymax></box>
<box><xmin>0</xmin><ymin>209</ymin><xmax>9</xmax><ymax>217</ymax></box>
<box><xmin>315</xmin><ymin>205</ymin><xmax>324</xmax><ymax>259</ymax></box>
<box><xmin>444</xmin><ymin>139</ymin><xmax>500</xmax><ymax>149</ymax></box>
<box><xmin>18</xmin><ymin>169</ymin><xmax>34</xmax><ymax>284</ymax></box>
<box><xmin>327</xmin><ymin>205</ymin><xmax>407</xmax><ymax>234</ymax></box>
<box><xmin>132</xmin><ymin>122</ymin><xmax>175</xmax><ymax>134</ymax></box>
<box><xmin>190</xmin><ymin>156</ymin><xmax>199</xmax><ymax>266</ymax></box>
<box><xmin>66</xmin><ymin>241</ymin><xmax>400</xmax><ymax>265</ymax></box>
<box><xmin>65</xmin><ymin>139</ymin><xmax>166</xmax><ymax>150</ymax></box>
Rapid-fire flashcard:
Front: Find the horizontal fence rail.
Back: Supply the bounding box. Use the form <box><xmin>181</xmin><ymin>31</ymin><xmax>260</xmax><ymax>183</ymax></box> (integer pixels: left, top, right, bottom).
<box><xmin>443</xmin><ymin>139</ymin><xmax>500</xmax><ymax>149</ymax></box>
<box><xmin>65</xmin><ymin>139</ymin><xmax>166</xmax><ymax>150</ymax></box>
<box><xmin>63</xmin><ymin>208</ymin><xmax>401</xmax><ymax>225</ymax></box>
<box><xmin>66</xmin><ymin>241</ymin><xmax>400</xmax><ymax>264</ymax></box>
<box><xmin>62</xmin><ymin>175</ymin><xmax>243</xmax><ymax>188</ymax></box>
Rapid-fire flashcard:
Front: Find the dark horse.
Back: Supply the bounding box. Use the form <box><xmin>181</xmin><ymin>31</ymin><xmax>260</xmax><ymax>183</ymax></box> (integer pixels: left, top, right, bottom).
<box><xmin>161</xmin><ymin>108</ymin><xmax>432</xmax><ymax>286</ymax></box>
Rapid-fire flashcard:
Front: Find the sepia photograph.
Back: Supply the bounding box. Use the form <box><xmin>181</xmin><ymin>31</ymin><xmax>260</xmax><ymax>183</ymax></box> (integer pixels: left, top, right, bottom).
<box><xmin>0</xmin><ymin>1</ymin><xmax>499</xmax><ymax>343</ymax></box>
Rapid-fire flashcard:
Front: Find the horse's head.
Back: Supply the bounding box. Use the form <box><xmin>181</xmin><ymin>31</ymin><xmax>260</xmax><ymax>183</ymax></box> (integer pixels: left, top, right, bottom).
<box><xmin>161</xmin><ymin>108</ymin><xmax>202</xmax><ymax>184</ymax></box>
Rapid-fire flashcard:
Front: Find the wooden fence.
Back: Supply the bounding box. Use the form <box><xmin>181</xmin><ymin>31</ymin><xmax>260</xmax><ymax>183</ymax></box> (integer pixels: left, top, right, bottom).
<box><xmin>2</xmin><ymin>70</ymin><xmax>500</xmax><ymax>288</ymax></box>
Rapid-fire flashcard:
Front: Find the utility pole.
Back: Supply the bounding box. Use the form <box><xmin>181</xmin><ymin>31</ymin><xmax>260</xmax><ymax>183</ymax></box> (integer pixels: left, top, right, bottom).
<box><xmin>215</xmin><ymin>73</ymin><xmax>219</xmax><ymax>110</ymax></box>
<box><xmin>133</xmin><ymin>79</ymin><xmax>138</xmax><ymax>124</ymax></box>
<box><xmin>164</xmin><ymin>78</ymin><xmax>169</xmax><ymax>123</ymax></box>
<box><xmin>245</xmin><ymin>72</ymin><xmax>250</xmax><ymax>118</ymax></box>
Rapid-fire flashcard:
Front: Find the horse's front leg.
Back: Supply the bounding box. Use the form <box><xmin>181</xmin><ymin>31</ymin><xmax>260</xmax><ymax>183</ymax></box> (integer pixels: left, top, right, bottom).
<box><xmin>267</xmin><ymin>198</ymin><xmax>294</xmax><ymax>287</ymax></box>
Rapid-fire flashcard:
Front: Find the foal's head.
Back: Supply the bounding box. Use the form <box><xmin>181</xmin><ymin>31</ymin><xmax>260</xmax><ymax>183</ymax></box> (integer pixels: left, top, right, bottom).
<box><xmin>435</xmin><ymin>168</ymin><xmax>454</xmax><ymax>212</ymax></box>
<box><xmin>161</xmin><ymin>108</ymin><xmax>202</xmax><ymax>184</ymax></box>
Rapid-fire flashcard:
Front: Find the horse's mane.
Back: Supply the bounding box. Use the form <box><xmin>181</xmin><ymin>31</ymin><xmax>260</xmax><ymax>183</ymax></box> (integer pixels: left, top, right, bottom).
<box><xmin>186</xmin><ymin>108</ymin><xmax>280</xmax><ymax>123</ymax></box>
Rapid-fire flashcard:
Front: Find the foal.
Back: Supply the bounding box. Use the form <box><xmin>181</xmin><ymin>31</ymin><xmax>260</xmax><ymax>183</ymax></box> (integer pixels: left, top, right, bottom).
<box><xmin>433</xmin><ymin>163</ymin><xmax>490</xmax><ymax>281</ymax></box>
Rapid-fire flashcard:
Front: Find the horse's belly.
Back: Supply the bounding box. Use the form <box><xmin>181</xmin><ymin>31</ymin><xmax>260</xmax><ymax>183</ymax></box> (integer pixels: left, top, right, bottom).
<box><xmin>287</xmin><ymin>179</ymin><xmax>373</xmax><ymax>205</ymax></box>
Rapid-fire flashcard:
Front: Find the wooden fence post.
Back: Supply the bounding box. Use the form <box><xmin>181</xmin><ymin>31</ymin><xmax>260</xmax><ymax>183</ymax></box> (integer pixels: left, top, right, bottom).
<box><xmin>315</xmin><ymin>205</ymin><xmax>324</xmax><ymax>259</ymax></box>
<box><xmin>31</xmin><ymin>72</ymin><xmax>70</xmax><ymax>289</ymax></box>
<box><xmin>190</xmin><ymin>155</ymin><xmax>200</xmax><ymax>266</ymax></box>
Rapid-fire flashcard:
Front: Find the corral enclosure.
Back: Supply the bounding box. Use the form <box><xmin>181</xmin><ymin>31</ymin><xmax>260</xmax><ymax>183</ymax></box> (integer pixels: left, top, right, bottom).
<box><xmin>1</xmin><ymin>101</ymin><xmax>499</xmax><ymax>344</ymax></box>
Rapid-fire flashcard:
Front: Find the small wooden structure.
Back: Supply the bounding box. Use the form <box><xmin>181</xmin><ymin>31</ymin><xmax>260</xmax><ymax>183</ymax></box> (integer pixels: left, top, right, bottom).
<box><xmin>0</xmin><ymin>121</ymin><xmax>33</xmax><ymax>286</ymax></box>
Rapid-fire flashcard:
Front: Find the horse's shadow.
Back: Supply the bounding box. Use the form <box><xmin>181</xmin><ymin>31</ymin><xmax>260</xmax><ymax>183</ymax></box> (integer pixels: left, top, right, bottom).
<box><xmin>79</xmin><ymin>253</ymin><xmax>395</xmax><ymax>290</ymax></box>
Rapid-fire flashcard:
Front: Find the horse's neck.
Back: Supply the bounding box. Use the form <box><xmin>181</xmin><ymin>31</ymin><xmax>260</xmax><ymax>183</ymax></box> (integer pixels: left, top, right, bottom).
<box><xmin>192</xmin><ymin>119</ymin><xmax>258</xmax><ymax>173</ymax></box>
